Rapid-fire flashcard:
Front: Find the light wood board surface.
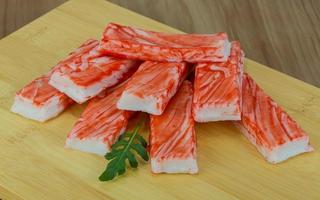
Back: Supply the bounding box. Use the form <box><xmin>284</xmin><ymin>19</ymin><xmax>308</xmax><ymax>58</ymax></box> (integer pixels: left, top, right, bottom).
<box><xmin>0</xmin><ymin>0</ymin><xmax>319</xmax><ymax>199</ymax></box>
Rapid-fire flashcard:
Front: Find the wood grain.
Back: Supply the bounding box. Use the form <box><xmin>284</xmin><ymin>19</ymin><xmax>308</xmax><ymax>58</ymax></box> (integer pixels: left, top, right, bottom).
<box><xmin>0</xmin><ymin>0</ymin><xmax>319</xmax><ymax>199</ymax></box>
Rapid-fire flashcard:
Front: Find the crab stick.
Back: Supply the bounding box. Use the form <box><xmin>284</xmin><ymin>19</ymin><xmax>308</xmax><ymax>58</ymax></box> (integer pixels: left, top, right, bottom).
<box><xmin>117</xmin><ymin>61</ymin><xmax>187</xmax><ymax>115</ymax></box>
<box><xmin>235</xmin><ymin>73</ymin><xmax>313</xmax><ymax>163</ymax></box>
<box><xmin>99</xmin><ymin>23</ymin><xmax>231</xmax><ymax>63</ymax></box>
<box><xmin>10</xmin><ymin>39</ymin><xmax>101</xmax><ymax>122</ymax></box>
<box><xmin>150</xmin><ymin>81</ymin><xmax>198</xmax><ymax>173</ymax></box>
<box><xmin>193</xmin><ymin>41</ymin><xmax>244</xmax><ymax>122</ymax></box>
<box><xmin>65</xmin><ymin>84</ymin><xmax>133</xmax><ymax>156</ymax></box>
<box><xmin>49</xmin><ymin>39</ymin><xmax>140</xmax><ymax>104</ymax></box>
<box><xmin>11</xmin><ymin>76</ymin><xmax>73</xmax><ymax>122</ymax></box>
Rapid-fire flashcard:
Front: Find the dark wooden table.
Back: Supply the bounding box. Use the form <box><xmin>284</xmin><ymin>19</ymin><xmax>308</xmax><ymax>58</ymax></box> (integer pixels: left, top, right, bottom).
<box><xmin>1</xmin><ymin>0</ymin><xmax>319</xmax><ymax>87</ymax></box>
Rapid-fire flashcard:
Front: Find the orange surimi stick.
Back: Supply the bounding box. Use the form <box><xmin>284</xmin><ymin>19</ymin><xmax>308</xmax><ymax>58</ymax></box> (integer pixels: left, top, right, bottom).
<box><xmin>11</xmin><ymin>75</ymin><xmax>73</xmax><ymax>122</ymax></box>
<box><xmin>192</xmin><ymin>41</ymin><xmax>244</xmax><ymax>122</ymax></box>
<box><xmin>117</xmin><ymin>61</ymin><xmax>187</xmax><ymax>115</ymax></box>
<box><xmin>150</xmin><ymin>81</ymin><xmax>198</xmax><ymax>174</ymax></box>
<box><xmin>49</xmin><ymin>40</ymin><xmax>140</xmax><ymax>104</ymax></box>
<box><xmin>99</xmin><ymin>23</ymin><xmax>231</xmax><ymax>63</ymax></box>
<box><xmin>65</xmin><ymin>84</ymin><xmax>133</xmax><ymax>156</ymax></box>
<box><xmin>235</xmin><ymin>73</ymin><xmax>313</xmax><ymax>163</ymax></box>
<box><xmin>10</xmin><ymin>39</ymin><xmax>100</xmax><ymax>122</ymax></box>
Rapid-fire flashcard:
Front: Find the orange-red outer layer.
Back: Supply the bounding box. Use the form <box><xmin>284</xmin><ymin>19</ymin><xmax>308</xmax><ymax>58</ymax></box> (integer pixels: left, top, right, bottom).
<box><xmin>150</xmin><ymin>81</ymin><xmax>196</xmax><ymax>161</ymax></box>
<box><xmin>99</xmin><ymin>23</ymin><xmax>230</xmax><ymax>63</ymax></box>
<box><xmin>192</xmin><ymin>41</ymin><xmax>244</xmax><ymax>121</ymax></box>
<box><xmin>54</xmin><ymin>41</ymin><xmax>140</xmax><ymax>87</ymax></box>
<box><xmin>119</xmin><ymin>61</ymin><xmax>187</xmax><ymax>114</ymax></box>
<box><xmin>238</xmin><ymin>73</ymin><xmax>311</xmax><ymax>150</ymax></box>
<box><xmin>67</xmin><ymin>85</ymin><xmax>133</xmax><ymax>147</ymax></box>
<box><xmin>14</xmin><ymin>39</ymin><xmax>100</xmax><ymax>107</ymax></box>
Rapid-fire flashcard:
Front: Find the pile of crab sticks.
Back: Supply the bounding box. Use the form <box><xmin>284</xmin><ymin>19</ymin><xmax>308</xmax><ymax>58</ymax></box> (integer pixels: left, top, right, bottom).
<box><xmin>12</xmin><ymin>23</ymin><xmax>313</xmax><ymax>176</ymax></box>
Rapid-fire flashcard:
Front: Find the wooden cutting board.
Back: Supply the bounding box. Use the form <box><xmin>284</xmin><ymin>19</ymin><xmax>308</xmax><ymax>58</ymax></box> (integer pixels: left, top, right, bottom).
<box><xmin>0</xmin><ymin>0</ymin><xmax>319</xmax><ymax>199</ymax></box>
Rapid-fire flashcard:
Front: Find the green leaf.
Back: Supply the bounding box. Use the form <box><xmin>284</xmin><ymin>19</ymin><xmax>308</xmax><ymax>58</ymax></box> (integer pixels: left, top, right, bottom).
<box><xmin>99</xmin><ymin>169</ymin><xmax>115</xmax><ymax>181</ymax></box>
<box><xmin>119</xmin><ymin>132</ymin><xmax>133</xmax><ymax>140</ymax></box>
<box><xmin>135</xmin><ymin>134</ymin><xmax>148</xmax><ymax>147</ymax></box>
<box><xmin>99</xmin><ymin>159</ymin><xmax>118</xmax><ymax>181</ymax></box>
<box><xmin>111</xmin><ymin>140</ymin><xmax>127</xmax><ymax>150</ymax></box>
<box><xmin>131</xmin><ymin>143</ymin><xmax>149</xmax><ymax>161</ymax></box>
<box><xmin>127</xmin><ymin>151</ymin><xmax>138</xmax><ymax>168</ymax></box>
<box><xmin>117</xmin><ymin>159</ymin><xmax>126</xmax><ymax>175</ymax></box>
<box><xmin>99</xmin><ymin>119</ymin><xmax>149</xmax><ymax>182</ymax></box>
<box><xmin>105</xmin><ymin>150</ymin><xmax>121</xmax><ymax>160</ymax></box>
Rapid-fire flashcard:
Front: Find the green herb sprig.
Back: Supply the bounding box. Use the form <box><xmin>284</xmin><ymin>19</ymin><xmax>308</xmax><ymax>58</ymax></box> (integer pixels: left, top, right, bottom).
<box><xmin>99</xmin><ymin>121</ymin><xmax>149</xmax><ymax>181</ymax></box>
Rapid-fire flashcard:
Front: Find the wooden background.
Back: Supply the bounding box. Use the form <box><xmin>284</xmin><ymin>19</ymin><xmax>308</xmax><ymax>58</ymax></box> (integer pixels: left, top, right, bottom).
<box><xmin>0</xmin><ymin>0</ymin><xmax>319</xmax><ymax>87</ymax></box>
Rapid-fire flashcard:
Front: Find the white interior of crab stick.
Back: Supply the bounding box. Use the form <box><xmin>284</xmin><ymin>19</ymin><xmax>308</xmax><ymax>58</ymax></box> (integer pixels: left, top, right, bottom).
<box><xmin>195</xmin><ymin>105</ymin><xmax>241</xmax><ymax>122</ymax></box>
<box><xmin>65</xmin><ymin>127</ymin><xmax>126</xmax><ymax>156</ymax></box>
<box><xmin>117</xmin><ymin>91</ymin><xmax>159</xmax><ymax>114</ymax></box>
<box><xmin>151</xmin><ymin>158</ymin><xmax>198</xmax><ymax>174</ymax></box>
<box><xmin>235</xmin><ymin>123</ymin><xmax>313</xmax><ymax>164</ymax></box>
<box><xmin>11</xmin><ymin>95</ymin><xmax>66</xmax><ymax>122</ymax></box>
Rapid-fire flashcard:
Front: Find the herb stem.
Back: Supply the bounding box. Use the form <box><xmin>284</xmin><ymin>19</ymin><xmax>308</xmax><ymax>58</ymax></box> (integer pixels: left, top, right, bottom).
<box><xmin>117</xmin><ymin>123</ymin><xmax>140</xmax><ymax>163</ymax></box>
